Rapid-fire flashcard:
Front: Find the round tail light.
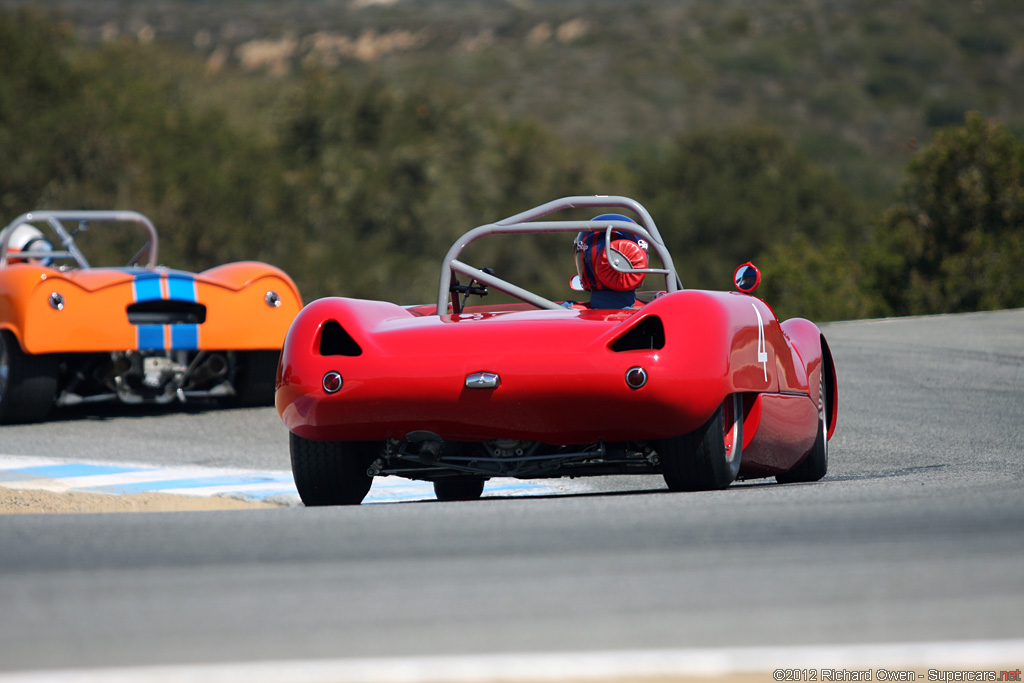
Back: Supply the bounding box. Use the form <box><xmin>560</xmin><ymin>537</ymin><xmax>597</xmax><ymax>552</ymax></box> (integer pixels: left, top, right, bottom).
<box><xmin>322</xmin><ymin>371</ymin><xmax>343</xmax><ymax>394</ymax></box>
<box><xmin>625</xmin><ymin>366</ymin><xmax>648</xmax><ymax>390</ymax></box>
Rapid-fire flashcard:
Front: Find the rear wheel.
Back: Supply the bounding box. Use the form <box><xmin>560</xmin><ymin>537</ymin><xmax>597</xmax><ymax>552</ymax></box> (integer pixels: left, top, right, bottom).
<box><xmin>0</xmin><ymin>331</ymin><xmax>57</xmax><ymax>424</ymax></box>
<box><xmin>659</xmin><ymin>394</ymin><xmax>743</xmax><ymax>491</ymax></box>
<box><xmin>777</xmin><ymin>353</ymin><xmax>829</xmax><ymax>484</ymax></box>
<box><xmin>290</xmin><ymin>433</ymin><xmax>376</xmax><ymax>506</ymax></box>
<box><xmin>433</xmin><ymin>478</ymin><xmax>486</xmax><ymax>502</ymax></box>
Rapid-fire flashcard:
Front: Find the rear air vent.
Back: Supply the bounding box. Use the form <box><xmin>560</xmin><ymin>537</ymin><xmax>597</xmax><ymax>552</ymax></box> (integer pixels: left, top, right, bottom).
<box><xmin>319</xmin><ymin>320</ymin><xmax>362</xmax><ymax>357</ymax></box>
<box><xmin>611</xmin><ymin>315</ymin><xmax>665</xmax><ymax>352</ymax></box>
<box><xmin>127</xmin><ymin>300</ymin><xmax>206</xmax><ymax>325</ymax></box>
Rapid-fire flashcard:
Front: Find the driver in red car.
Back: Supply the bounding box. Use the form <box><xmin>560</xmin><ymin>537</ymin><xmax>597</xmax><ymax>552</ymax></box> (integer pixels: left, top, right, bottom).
<box><xmin>573</xmin><ymin>214</ymin><xmax>649</xmax><ymax>309</ymax></box>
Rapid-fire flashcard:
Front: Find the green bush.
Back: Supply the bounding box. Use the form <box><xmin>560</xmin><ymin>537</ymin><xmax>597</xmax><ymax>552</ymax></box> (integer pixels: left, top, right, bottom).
<box><xmin>866</xmin><ymin>112</ymin><xmax>1024</xmax><ymax>315</ymax></box>
<box><xmin>864</xmin><ymin>67</ymin><xmax>924</xmax><ymax>104</ymax></box>
<box><xmin>633</xmin><ymin>126</ymin><xmax>865</xmax><ymax>294</ymax></box>
<box><xmin>758</xmin><ymin>234</ymin><xmax>877</xmax><ymax>323</ymax></box>
<box><xmin>956</xmin><ymin>26</ymin><xmax>1013</xmax><ymax>56</ymax></box>
<box><xmin>4</xmin><ymin>7</ymin><xmax>1024</xmax><ymax>324</ymax></box>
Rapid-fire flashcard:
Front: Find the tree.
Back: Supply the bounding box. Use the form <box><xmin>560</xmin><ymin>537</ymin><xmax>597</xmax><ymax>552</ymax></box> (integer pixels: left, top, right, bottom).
<box><xmin>868</xmin><ymin>113</ymin><xmax>1024</xmax><ymax>315</ymax></box>
<box><xmin>278</xmin><ymin>73</ymin><xmax>619</xmax><ymax>302</ymax></box>
<box><xmin>0</xmin><ymin>9</ymin><xmax>80</xmax><ymax>216</ymax></box>
<box><xmin>758</xmin><ymin>234</ymin><xmax>877</xmax><ymax>322</ymax></box>
<box><xmin>634</xmin><ymin>127</ymin><xmax>864</xmax><ymax>290</ymax></box>
<box><xmin>0</xmin><ymin>14</ymin><xmax>294</xmax><ymax>274</ymax></box>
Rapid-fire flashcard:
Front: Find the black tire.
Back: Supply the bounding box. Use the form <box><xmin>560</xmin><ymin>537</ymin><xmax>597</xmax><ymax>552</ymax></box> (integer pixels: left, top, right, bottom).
<box><xmin>230</xmin><ymin>350</ymin><xmax>280</xmax><ymax>407</ymax></box>
<box><xmin>433</xmin><ymin>478</ymin><xmax>486</xmax><ymax>502</ymax></box>
<box><xmin>659</xmin><ymin>394</ymin><xmax>742</xmax><ymax>492</ymax></box>
<box><xmin>289</xmin><ymin>432</ymin><xmax>377</xmax><ymax>506</ymax></box>
<box><xmin>0</xmin><ymin>330</ymin><xmax>57</xmax><ymax>424</ymax></box>
<box><xmin>777</xmin><ymin>350</ymin><xmax>830</xmax><ymax>484</ymax></box>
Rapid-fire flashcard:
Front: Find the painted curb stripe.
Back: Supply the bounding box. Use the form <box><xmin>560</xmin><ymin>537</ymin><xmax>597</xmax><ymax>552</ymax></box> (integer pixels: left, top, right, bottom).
<box><xmin>0</xmin><ymin>464</ymin><xmax>139</xmax><ymax>482</ymax></box>
<box><xmin>87</xmin><ymin>475</ymin><xmax>293</xmax><ymax>495</ymax></box>
<box><xmin>0</xmin><ymin>456</ymin><xmax>300</xmax><ymax>503</ymax></box>
<box><xmin>0</xmin><ymin>456</ymin><xmax>563</xmax><ymax>505</ymax></box>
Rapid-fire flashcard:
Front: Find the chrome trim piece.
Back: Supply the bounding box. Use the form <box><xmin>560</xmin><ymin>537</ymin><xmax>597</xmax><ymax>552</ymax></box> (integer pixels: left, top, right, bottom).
<box><xmin>465</xmin><ymin>371</ymin><xmax>500</xmax><ymax>389</ymax></box>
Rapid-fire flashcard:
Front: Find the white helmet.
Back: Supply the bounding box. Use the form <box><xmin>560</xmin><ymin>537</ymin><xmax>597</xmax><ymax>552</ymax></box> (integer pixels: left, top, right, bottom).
<box><xmin>5</xmin><ymin>224</ymin><xmax>53</xmax><ymax>264</ymax></box>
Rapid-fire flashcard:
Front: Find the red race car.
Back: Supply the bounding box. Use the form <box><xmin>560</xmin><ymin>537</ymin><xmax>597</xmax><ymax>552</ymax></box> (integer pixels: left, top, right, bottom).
<box><xmin>276</xmin><ymin>196</ymin><xmax>837</xmax><ymax>505</ymax></box>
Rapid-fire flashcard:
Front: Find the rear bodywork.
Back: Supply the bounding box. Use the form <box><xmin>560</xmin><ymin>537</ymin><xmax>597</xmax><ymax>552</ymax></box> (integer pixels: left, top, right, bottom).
<box><xmin>277</xmin><ymin>196</ymin><xmax>837</xmax><ymax>486</ymax></box>
<box><xmin>0</xmin><ymin>211</ymin><xmax>301</xmax><ymax>414</ymax></box>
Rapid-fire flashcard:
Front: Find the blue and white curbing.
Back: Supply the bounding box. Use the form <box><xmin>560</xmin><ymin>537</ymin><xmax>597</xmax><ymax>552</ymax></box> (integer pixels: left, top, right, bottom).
<box><xmin>0</xmin><ymin>455</ymin><xmax>563</xmax><ymax>505</ymax></box>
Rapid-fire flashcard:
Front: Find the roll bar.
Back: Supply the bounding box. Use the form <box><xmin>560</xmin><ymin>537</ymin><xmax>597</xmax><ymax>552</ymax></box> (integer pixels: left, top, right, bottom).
<box><xmin>0</xmin><ymin>210</ymin><xmax>159</xmax><ymax>269</ymax></box>
<box><xmin>436</xmin><ymin>196</ymin><xmax>680</xmax><ymax>314</ymax></box>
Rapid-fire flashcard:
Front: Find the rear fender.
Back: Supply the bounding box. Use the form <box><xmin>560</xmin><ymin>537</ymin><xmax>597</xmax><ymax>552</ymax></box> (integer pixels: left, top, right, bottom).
<box><xmin>12</xmin><ymin>271</ymin><xmax>138</xmax><ymax>353</ymax></box>
<box><xmin>200</xmin><ymin>261</ymin><xmax>302</xmax><ymax>304</ymax></box>
<box><xmin>279</xmin><ymin>296</ymin><xmax>413</xmax><ymax>370</ymax></box>
<box><xmin>642</xmin><ymin>290</ymin><xmax>781</xmax><ymax>393</ymax></box>
<box><xmin>0</xmin><ymin>263</ymin><xmax>53</xmax><ymax>349</ymax></box>
<box><xmin>780</xmin><ymin>318</ymin><xmax>837</xmax><ymax>437</ymax></box>
<box><xmin>821</xmin><ymin>335</ymin><xmax>837</xmax><ymax>438</ymax></box>
<box><xmin>640</xmin><ymin>291</ymin><xmax>782</xmax><ymax>435</ymax></box>
<box><xmin>192</xmin><ymin>265</ymin><xmax>303</xmax><ymax>350</ymax></box>
<box><xmin>284</xmin><ymin>296</ymin><xmax>411</xmax><ymax>356</ymax></box>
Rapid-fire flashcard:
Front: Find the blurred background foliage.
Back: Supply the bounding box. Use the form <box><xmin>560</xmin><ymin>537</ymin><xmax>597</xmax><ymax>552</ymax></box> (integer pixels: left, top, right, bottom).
<box><xmin>1</xmin><ymin>1</ymin><xmax>1022</xmax><ymax>321</ymax></box>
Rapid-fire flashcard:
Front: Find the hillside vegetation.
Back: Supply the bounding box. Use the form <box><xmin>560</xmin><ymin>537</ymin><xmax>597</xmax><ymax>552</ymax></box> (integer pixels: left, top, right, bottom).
<box><xmin>1</xmin><ymin>1</ymin><xmax>1022</xmax><ymax>321</ymax></box>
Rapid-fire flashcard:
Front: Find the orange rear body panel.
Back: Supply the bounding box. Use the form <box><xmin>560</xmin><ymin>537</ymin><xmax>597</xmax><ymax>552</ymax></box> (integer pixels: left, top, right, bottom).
<box><xmin>0</xmin><ymin>261</ymin><xmax>301</xmax><ymax>354</ymax></box>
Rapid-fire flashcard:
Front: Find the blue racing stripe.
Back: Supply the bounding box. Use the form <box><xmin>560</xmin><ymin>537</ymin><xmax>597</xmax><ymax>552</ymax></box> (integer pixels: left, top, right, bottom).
<box><xmin>479</xmin><ymin>481</ymin><xmax>548</xmax><ymax>492</ymax></box>
<box><xmin>137</xmin><ymin>324</ymin><xmax>164</xmax><ymax>350</ymax></box>
<box><xmin>237</xmin><ymin>489</ymin><xmax>301</xmax><ymax>500</ymax></box>
<box><xmin>170</xmin><ymin>324</ymin><xmax>199</xmax><ymax>350</ymax></box>
<box><xmin>133</xmin><ymin>272</ymin><xmax>163</xmax><ymax>302</ymax></box>
<box><xmin>89</xmin><ymin>474</ymin><xmax>294</xmax><ymax>495</ymax></box>
<box><xmin>166</xmin><ymin>273</ymin><xmax>197</xmax><ymax>302</ymax></box>
<box><xmin>133</xmin><ymin>271</ymin><xmax>165</xmax><ymax>350</ymax></box>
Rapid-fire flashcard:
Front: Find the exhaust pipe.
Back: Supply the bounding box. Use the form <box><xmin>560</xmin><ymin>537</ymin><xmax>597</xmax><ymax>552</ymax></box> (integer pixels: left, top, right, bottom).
<box><xmin>189</xmin><ymin>353</ymin><xmax>228</xmax><ymax>385</ymax></box>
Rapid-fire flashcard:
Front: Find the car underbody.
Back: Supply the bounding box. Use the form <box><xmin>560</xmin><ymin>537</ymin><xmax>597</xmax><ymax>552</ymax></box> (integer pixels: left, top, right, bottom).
<box><xmin>372</xmin><ymin>434</ymin><xmax>663</xmax><ymax>481</ymax></box>
<box><xmin>52</xmin><ymin>348</ymin><xmax>278</xmax><ymax>406</ymax></box>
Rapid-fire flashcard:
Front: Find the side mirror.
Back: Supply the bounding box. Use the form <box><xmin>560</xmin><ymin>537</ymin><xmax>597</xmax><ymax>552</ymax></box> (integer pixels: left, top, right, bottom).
<box><xmin>734</xmin><ymin>262</ymin><xmax>760</xmax><ymax>293</ymax></box>
<box><xmin>569</xmin><ymin>274</ymin><xmax>585</xmax><ymax>291</ymax></box>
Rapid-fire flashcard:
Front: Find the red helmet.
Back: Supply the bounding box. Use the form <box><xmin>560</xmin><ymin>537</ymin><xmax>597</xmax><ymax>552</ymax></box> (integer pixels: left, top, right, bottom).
<box><xmin>574</xmin><ymin>215</ymin><xmax>649</xmax><ymax>292</ymax></box>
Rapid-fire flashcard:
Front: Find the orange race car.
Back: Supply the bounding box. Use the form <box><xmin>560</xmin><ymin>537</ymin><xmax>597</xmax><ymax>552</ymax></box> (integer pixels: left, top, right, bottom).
<box><xmin>0</xmin><ymin>210</ymin><xmax>302</xmax><ymax>423</ymax></box>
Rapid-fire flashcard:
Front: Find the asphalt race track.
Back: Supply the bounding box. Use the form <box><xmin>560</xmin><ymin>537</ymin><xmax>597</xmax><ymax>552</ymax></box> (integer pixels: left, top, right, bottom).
<box><xmin>1</xmin><ymin>309</ymin><xmax>1023</xmax><ymax>680</ymax></box>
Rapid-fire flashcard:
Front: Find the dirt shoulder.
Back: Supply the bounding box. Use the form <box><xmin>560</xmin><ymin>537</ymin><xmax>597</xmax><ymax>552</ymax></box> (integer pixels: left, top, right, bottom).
<box><xmin>0</xmin><ymin>488</ymin><xmax>283</xmax><ymax>514</ymax></box>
